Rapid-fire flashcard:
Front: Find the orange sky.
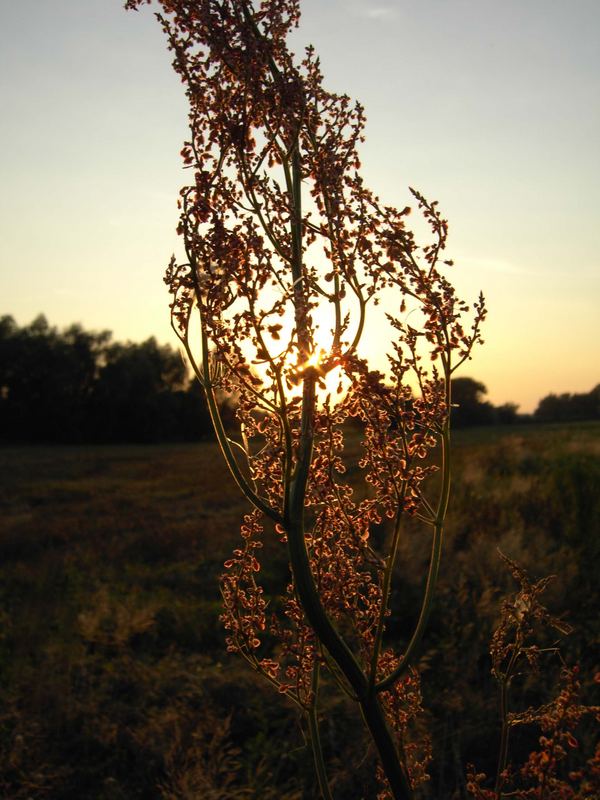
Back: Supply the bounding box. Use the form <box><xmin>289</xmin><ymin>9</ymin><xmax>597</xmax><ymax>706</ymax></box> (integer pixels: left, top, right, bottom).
<box><xmin>1</xmin><ymin>0</ymin><xmax>599</xmax><ymax>412</ymax></box>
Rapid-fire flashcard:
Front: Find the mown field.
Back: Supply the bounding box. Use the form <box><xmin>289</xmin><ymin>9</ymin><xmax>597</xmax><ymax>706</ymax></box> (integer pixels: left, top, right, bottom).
<box><xmin>1</xmin><ymin>423</ymin><xmax>598</xmax><ymax>799</ymax></box>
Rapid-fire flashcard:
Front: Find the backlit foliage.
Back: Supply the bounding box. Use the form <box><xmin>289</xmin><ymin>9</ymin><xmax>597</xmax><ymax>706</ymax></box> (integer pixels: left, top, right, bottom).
<box><xmin>125</xmin><ymin>1</ymin><xmax>486</xmax><ymax>796</ymax></box>
<box><xmin>468</xmin><ymin>556</ymin><xmax>600</xmax><ymax>800</ymax></box>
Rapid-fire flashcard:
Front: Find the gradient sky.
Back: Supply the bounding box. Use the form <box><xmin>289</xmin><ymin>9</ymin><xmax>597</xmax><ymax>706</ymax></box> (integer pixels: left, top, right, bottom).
<box><xmin>1</xmin><ymin>0</ymin><xmax>599</xmax><ymax>412</ymax></box>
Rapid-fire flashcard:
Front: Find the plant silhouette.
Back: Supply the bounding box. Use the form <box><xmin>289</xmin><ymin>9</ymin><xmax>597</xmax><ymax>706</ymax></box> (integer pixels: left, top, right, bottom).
<box><xmin>124</xmin><ymin>1</ymin><xmax>488</xmax><ymax>796</ymax></box>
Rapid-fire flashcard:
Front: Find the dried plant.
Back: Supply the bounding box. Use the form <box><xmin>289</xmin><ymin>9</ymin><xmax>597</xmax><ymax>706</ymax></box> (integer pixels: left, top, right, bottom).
<box><xmin>124</xmin><ymin>1</ymin><xmax>486</xmax><ymax>797</ymax></box>
<box><xmin>467</xmin><ymin>554</ymin><xmax>600</xmax><ymax>800</ymax></box>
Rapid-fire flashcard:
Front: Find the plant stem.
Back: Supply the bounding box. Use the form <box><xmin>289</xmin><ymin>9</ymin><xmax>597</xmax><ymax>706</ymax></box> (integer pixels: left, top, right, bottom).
<box><xmin>359</xmin><ymin>693</ymin><xmax>414</xmax><ymax>799</ymax></box>
<box><xmin>307</xmin><ymin>662</ymin><xmax>334</xmax><ymax>800</ymax></box>
<box><xmin>493</xmin><ymin>626</ymin><xmax>522</xmax><ymax>799</ymax></box>
<box><xmin>369</xmin><ymin>508</ymin><xmax>404</xmax><ymax>691</ymax></box>
<box><xmin>494</xmin><ymin>678</ymin><xmax>510</xmax><ymax>799</ymax></box>
<box><xmin>377</xmin><ymin>421</ymin><xmax>451</xmax><ymax>691</ymax></box>
<box><xmin>199</xmin><ymin>325</ymin><xmax>283</xmax><ymax>524</ymax></box>
<box><xmin>281</xmin><ymin>131</ymin><xmax>412</xmax><ymax>800</ymax></box>
<box><xmin>286</xmin><ymin>373</ymin><xmax>366</xmax><ymax>691</ymax></box>
<box><xmin>286</xmin><ymin>368</ymin><xmax>412</xmax><ymax>799</ymax></box>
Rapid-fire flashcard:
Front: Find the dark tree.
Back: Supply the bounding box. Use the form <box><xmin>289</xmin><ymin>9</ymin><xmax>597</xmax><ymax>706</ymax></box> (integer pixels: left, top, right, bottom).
<box><xmin>0</xmin><ymin>315</ymin><xmax>110</xmax><ymax>442</ymax></box>
<box><xmin>91</xmin><ymin>337</ymin><xmax>186</xmax><ymax>442</ymax></box>
<box><xmin>0</xmin><ymin>317</ymin><xmax>213</xmax><ymax>443</ymax></box>
<box><xmin>494</xmin><ymin>402</ymin><xmax>520</xmax><ymax>425</ymax></box>
<box><xmin>534</xmin><ymin>384</ymin><xmax>600</xmax><ymax>423</ymax></box>
<box><xmin>450</xmin><ymin>377</ymin><xmax>495</xmax><ymax>427</ymax></box>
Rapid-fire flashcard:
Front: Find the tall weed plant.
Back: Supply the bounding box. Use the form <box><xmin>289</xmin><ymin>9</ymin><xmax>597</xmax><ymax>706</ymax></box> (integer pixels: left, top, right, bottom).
<box><xmin>123</xmin><ymin>2</ymin><xmax>598</xmax><ymax>797</ymax></box>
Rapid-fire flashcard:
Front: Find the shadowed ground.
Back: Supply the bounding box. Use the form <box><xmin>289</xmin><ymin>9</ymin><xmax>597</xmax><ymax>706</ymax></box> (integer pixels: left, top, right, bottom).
<box><xmin>1</xmin><ymin>423</ymin><xmax>598</xmax><ymax>798</ymax></box>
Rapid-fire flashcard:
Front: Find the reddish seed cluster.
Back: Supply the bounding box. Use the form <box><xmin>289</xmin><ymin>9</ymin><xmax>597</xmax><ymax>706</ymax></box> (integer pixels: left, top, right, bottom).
<box><xmin>126</xmin><ymin>0</ymin><xmax>486</xmax><ymax>793</ymax></box>
<box><xmin>467</xmin><ymin>556</ymin><xmax>600</xmax><ymax>799</ymax></box>
<box><xmin>490</xmin><ymin>553</ymin><xmax>574</xmax><ymax>682</ymax></box>
<box><xmin>377</xmin><ymin>652</ymin><xmax>432</xmax><ymax>794</ymax></box>
<box><xmin>467</xmin><ymin>671</ymin><xmax>600</xmax><ymax>799</ymax></box>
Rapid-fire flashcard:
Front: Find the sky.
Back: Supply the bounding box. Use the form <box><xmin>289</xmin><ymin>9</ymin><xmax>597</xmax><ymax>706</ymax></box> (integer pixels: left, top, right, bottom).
<box><xmin>1</xmin><ymin>0</ymin><xmax>599</xmax><ymax>412</ymax></box>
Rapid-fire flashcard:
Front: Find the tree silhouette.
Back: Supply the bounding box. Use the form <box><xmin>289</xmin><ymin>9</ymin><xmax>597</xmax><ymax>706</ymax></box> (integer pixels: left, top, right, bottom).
<box><xmin>92</xmin><ymin>337</ymin><xmax>186</xmax><ymax>442</ymax></box>
<box><xmin>0</xmin><ymin>315</ymin><xmax>110</xmax><ymax>442</ymax></box>
<box><xmin>450</xmin><ymin>377</ymin><xmax>495</xmax><ymax>427</ymax></box>
<box><xmin>535</xmin><ymin>384</ymin><xmax>600</xmax><ymax>423</ymax></box>
<box><xmin>0</xmin><ymin>316</ymin><xmax>212</xmax><ymax>443</ymax></box>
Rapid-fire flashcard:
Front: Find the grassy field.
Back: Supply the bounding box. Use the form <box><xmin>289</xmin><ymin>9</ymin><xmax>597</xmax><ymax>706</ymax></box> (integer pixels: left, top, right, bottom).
<box><xmin>1</xmin><ymin>423</ymin><xmax>598</xmax><ymax>798</ymax></box>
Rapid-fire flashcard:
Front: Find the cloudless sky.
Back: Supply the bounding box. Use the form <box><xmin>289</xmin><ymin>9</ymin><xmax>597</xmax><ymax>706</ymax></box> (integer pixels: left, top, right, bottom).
<box><xmin>1</xmin><ymin>0</ymin><xmax>599</xmax><ymax>411</ymax></box>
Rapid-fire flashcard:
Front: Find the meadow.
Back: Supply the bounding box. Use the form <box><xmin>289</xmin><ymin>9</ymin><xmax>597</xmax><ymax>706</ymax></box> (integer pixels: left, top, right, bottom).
<box><xmin>1</xmin><ymin>422</ymin><xmax>598</xmax><ymax>799</ymax></box>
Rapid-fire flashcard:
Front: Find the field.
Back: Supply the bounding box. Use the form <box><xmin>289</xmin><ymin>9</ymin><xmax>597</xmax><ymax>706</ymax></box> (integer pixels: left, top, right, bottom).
<box><xmin>1</xmin><ymin>423</ymin><xmax>599</xmax><ymax>799</ymax></box>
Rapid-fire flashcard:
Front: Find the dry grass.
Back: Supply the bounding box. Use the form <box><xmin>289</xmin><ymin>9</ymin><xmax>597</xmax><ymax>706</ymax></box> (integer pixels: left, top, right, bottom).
<box><xmin>0</xmin><ymin>423</ymin><xmax>598</xmax><ymax>798</ymax></box>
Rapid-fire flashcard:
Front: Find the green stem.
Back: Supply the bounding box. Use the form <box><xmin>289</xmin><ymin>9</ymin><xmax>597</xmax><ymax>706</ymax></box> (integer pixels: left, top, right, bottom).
<box><xmin>359</xmin><ymin>694</ymin><xmax>414</xmax><ymax>799</ymax></box>
<box><xmin>494</xmin><ymin>677</ymin><xmax>510</xmax><ymax>799</ymax></box>
<box><xmin>200</xmin><ymin>326</ymin><xmax>283</xmax><ymax>525</ymax></box>
<box><xmin>307</xmin><ymin>662</ymin><xmax>334</xmax><ymax>800</ymax></box>
<box><xmin>494</xmin><ymin>640</ymin><xmax>520</xmax><ymax>798</ymax></box>
<box><xmin>369</xmin><ymin>508</ymin><xmax>404</xmax><ymax>691</ymax></box>
<box><xmin>283</xmin><ymin>145</ymin><xmax>397</xmax><ymax>791</ymax></box>
<box><xmin>287</xmin><ymin>368</ymin><xmax>412</xmax><ymax>800</ymax></box>
<box><xmin>376</xmin><ymin>422</ymin><xmax>450</xmax><ymax>692</ymax></box>
<box><xmin>283</xmin><ymin>139</ymin><xmax>364</xmax><ymax>690</ymax></box>
<box><xmin>286</xmin><ymin>373</ymin><xmax>366</xmax><ymax>691</ymax></box>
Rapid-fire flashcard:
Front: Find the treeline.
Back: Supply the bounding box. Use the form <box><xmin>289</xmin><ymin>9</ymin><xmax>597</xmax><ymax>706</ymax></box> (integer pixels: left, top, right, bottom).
<box><xmin>450</xmin><ymin>376</ymin><xmax>600</xmax><ymax>427</ymax></box>
<box><xmin>1</xmin><ymin>316</ymin><xmax>598</xmax><ymax>443</ymax></box>
<box><xmin>534</xmin><ymin>384</ymin><xmax>600</xmax><ymax>423</ymax></box>
<box><xmin>0</xmin><ymin>315</ymin><xmax>212</xmax><ymax>443</ymax></box>
<box><xmin>450</xmin><ymin>377</ymin><xmax>520</xmax><ymax>427</ymax></box>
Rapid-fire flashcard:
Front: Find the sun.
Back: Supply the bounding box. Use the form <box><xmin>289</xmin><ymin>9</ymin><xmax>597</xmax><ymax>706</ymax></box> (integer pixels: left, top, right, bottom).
<box><xmin>277</xmin><ymin>297</ymin><xmax>352</xmax><ymax>404</ymax></box>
